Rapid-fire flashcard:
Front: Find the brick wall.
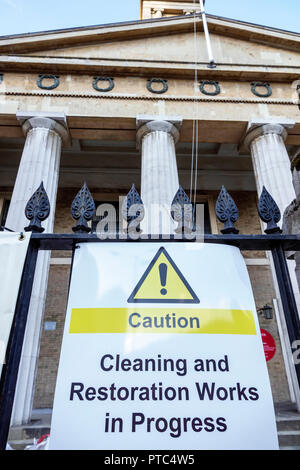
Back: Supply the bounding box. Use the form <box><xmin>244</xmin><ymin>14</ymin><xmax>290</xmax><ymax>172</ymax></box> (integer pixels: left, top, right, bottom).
<box><xmin>33</xmin><ymin>265</ymin><xmax>70</xmax><ymax>408</ymax></box>
<box><xmin>248</xmin><ymin>266</ymin><xmax>290</xmax><ymax>402</ymax></box>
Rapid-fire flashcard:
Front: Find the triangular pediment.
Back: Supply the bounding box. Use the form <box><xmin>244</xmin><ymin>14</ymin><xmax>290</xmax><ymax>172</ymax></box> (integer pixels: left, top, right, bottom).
<box><xmin>1</xmin><ymin>14</ymin><xmax>300</xmax><ymax>55</ymax></box>
<box><xmin>22</xmin><ymin>30</ymin><xmax>300</xmax><ymax>68</ymax></box>
<box><xmin>0</xmin><ymin>15</ymin><xmax>299</xmax><ymax>78</ymax></box>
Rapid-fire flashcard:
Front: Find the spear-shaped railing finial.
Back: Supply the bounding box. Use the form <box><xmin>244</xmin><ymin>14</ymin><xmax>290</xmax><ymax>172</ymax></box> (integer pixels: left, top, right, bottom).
<box><xmin>216</xmin><ymin>186</ymin><xmax>239</xmax><ymax>234</ymax></box>
<box><xmin>71</xmin><ymin>182</ymin><xmax>96</xmax><ymax>233</ymax></box>
<box><xmin>24</xmin><ymin>182</ymin><xmax>50</xmax><ymax>233</ymax></box>
<box><xmin>258</xmin><ymin>186</ymin><xmax>282</xmax><ymax>234</ymax></box>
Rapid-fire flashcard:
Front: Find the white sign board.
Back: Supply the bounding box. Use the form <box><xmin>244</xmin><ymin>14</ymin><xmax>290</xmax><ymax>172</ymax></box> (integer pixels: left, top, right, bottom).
<box><xmin>0</xmin><ymin>232</ymin><xmax>31</xmax><ymax>379</ymax></box>
<box><xmin>50</xmin><ymin>242</ymin><xmax>279</xmax><ymax>450</ymax></box>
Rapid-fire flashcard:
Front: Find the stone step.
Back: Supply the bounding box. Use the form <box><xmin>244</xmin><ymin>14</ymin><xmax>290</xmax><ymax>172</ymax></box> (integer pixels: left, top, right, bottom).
<box><xmin>276</xmin><ymin>418</ymin><xmax>300</xmax><ymax>432</ymax></box>
<box><xmin>7</xmin><ymin>407</ymin><xmax>300</xmax><ymax>450</ymax></box>
<box><xmin>7</xmin><ymin>435</ymin><xmax>300</xmax><ymax>450</ymax></box>
<box><xmin>8</xmin><ymin>425</ymin><xmax>50</xmax><ymax>443</ymax></box>
<box><xmin>8</xmin><ymin>430</ymin><xmax>300</xmax><ymax>450</ymax></box>
<box><xmin>275</xmin><ymin>402</ymin><xmax>300</xmax><ymax>448</ymax></box>
<box><xmin>278</xmin><ymin>431</ymin><xmax>300</xmax><ymax>447</ymax></box>
<box><xmin>279</xmin><ymin>446</ymin><xmax>300</xmax><ymax>451</ymax></box>
<box><xmin>8</xmin><ymin>439</ymin><xmax>34</xmax><ymax>451</ymax></box>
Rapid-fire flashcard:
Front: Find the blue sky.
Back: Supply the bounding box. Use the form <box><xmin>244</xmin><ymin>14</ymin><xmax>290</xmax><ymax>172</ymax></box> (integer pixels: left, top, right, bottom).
<box><xmin>0</xmin><ymin>0</ymin><xmax>299</xmax><ymax>36</ymax></box>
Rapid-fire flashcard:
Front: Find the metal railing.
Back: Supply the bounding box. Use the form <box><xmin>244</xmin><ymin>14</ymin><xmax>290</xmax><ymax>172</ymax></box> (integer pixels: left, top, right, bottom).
<box><xmin>0</xmin><ymin>181</ymin><xmax>299</xmax><ymax>449</ymax></box>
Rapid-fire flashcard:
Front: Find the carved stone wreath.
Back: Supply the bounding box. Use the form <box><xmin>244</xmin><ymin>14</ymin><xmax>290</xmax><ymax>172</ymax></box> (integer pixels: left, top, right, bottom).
<box><xmin>37</xmin><ymin>74</ymin><xmax>60</xmax><ymax>90</ymax></box>
<box><xmin>251</xmin><ymin>82</ymin><xmax>272</xmax><ymax>98</ymax></box>
<box><xmin>147</xmin><ymin>78</ymin><xmax>168</xmax><ymax>94</ymax></box>
<box><xmin>93</xmin><ymin>77</ymin><xmax>115</xmax><ymax>92</ymax></box>
<box><xmin>30</xmin><ymin>75</ymin><xmax>278</xmax><ymax>100</ymax></box>
<box><xmin>200</xmin><ymin>80</ymin><xmax>220</xmax><ymax>96</ymax></box>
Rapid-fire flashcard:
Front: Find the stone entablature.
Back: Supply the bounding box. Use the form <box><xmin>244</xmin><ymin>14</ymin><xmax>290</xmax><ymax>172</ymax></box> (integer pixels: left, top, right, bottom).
<box><xmin>1</xmin><ymin>72</ymin><xmax>299</xmax><ymax>147</ymax></box>
<box><xmin>0</xmin><ymin>73</ymin><xmax>297</xmax><ymax>101</ymax></box>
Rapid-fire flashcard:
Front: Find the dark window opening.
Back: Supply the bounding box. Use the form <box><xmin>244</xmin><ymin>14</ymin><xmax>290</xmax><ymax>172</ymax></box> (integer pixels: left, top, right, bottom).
<box><xmin>0</xmin><ymin>200</ymin><xmax>10</xmax><ymax>230</ymax></box>
<box><xmin>195</xmin><ymin>201</ymin><xmax>211</xmax><ymax>234</ymax></box>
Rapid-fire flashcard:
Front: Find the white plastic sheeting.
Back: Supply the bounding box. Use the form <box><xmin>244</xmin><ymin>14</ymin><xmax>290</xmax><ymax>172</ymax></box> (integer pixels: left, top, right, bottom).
<box><xmin>0</xmin><ymin>232</ymin><xmax>31</xmax><ymax>379</ymax></box>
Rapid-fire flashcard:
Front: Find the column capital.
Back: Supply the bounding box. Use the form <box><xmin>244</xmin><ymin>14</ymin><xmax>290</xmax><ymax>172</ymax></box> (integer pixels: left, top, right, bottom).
<box><xmin>136</xmin><ymin>115</ymin><xmax>182</xmax><ymax>148</ymax></box>
<box><xmin>16</xmin><ymin>111</ymin><xmax>71</xmax><ymax>147</ymax></box>
<box><xmin>291</xmin><ymin>152</ymin><xmax>300</xmax><ymax>202</ymax></box>
<box><xmin>243</xmin><ymin>117</ymin><xmax>295</xmax><ymax>150</ymax></box>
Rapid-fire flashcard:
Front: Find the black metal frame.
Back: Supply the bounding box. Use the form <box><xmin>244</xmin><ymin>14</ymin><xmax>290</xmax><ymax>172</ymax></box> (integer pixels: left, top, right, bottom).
<box><xmin>0</xmin><ymin>182</ymin><xmax>299</xmax><ymax>449</ymax></box>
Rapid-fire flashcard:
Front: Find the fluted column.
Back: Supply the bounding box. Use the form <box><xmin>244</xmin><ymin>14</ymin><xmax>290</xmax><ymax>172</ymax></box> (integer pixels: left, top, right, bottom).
<box><xmin>283</xmin><ymin>153</ymin><xmax>300</xmax><ymax>291</ymax></box>
<box><xmin>7</xmin><ymin>114</ymin><xmax>69</xmax><ymax>232</ymax></box>
<box><xmin>137</xmin><ymin>116</ymin><xmax>182</xmax><ymax>235</ymax></box>
<box><xmin>244</xmin><ymin>119</ymin><xmax>299</xmax><ymax>299</ymax></box>
<box><xmin>244</xmin><ymin>118</ymin><xmax>300</xmax><ymax>409</ymax></box>
<box><xmin>292</xmin><ymin>155</ymin><xmax>300</xmax><ymax>200</ymax></box>
<box><xmin>6</xmin><ymin>112</ymin><xmax>70</xmax><ymax>425</ymax></box>
<box><xmin>244</xmin><ymin>119</ymin><xmax>296</xmax><ymax>216</ymax></box>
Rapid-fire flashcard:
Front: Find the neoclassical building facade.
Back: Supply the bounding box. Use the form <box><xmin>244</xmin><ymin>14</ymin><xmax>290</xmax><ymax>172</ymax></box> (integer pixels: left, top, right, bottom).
<box><xmin>0</xmin><ymin>0</ymin><xmax>300</xmax><ymax>430</ymax></box>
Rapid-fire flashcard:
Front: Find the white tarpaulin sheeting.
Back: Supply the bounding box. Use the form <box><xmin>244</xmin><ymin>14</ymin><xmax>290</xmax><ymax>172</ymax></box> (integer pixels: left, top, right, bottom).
<box><xmin>0</xmin><ymin>232</ymin><xmax>31</xmax><ymax>379</ymax></box>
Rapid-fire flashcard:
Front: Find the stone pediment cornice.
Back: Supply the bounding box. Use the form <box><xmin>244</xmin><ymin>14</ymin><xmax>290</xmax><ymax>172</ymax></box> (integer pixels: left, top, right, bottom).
<box><xmin>0</xmin><ymin>14</ymin><xmax>299</xmax><ymax>56</ymax></box>
<box><xmin>0</xmin><ymin>55</ymin><xmax>299</xmax><ymax>82</ymax></box>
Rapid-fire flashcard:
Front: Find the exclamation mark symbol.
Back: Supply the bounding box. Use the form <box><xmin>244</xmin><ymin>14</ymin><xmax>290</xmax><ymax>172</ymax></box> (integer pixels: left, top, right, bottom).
<box><xmin>159</xmin><ymin>263</ymin><xmax>168</xmax><ymax>296</ymax></box>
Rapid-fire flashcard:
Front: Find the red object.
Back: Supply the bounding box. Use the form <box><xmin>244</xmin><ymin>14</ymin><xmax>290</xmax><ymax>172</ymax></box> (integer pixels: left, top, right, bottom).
<box><xmin>37</xmin><ymin>434</ymin><xmax>50</xmax><ymax>445</ymax></box>
<box><xmin>261</xmin><ymin>329</ymin><xmax>276</xmax><ymax>362</ymax></box>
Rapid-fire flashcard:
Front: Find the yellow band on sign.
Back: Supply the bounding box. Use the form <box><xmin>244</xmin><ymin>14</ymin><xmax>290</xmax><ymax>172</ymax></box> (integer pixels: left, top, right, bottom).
<box><xmin>69</xmin><ymin>308</ymin><xmax>256</xmax><ymax>335</ymax></box>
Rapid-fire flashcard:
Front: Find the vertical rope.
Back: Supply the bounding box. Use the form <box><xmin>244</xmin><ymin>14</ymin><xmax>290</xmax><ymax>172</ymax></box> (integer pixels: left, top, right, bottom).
<box><xmin>190</xmin><ymin>0</ymin><xmax>200</xmax><ymax>207</ymax></box>
<box><xmin>190</xmin><ymin>120</ymin><xmax>195</xmax><ymax>201</ymax></box>
<box><xmin>193</xmin><ymin>110</ymin><xmax>199</xmax><ymax>208</ymax></box>
<box><xmin>189</xmin><ymin>4</ymin><xmax>196</xmax><ymax>201</ymax></box>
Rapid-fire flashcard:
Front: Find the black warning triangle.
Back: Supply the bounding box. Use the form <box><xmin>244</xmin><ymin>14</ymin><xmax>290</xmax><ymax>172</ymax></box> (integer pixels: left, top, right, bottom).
<box><xmin>128</xmin><ymin>247</ymin><xmax>200</xmax><ymax>304</ymax></box>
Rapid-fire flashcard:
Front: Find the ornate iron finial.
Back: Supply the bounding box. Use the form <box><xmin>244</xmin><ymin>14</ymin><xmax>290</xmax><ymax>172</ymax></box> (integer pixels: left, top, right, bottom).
<box><xmin>171</xmin><ymin>186</ymin><xmax>194</xmax><ymax>234</ymax></box>
<box><xmin>258</xmin><ymin>186</ymin><xmax>282</xmax><ymax>234</ymax></box>
<box><xmin>216</xmin><ymin>186</ymin><xmax>239</xmax><ymax>234</ymax></box>
<box><xmin>121</xmin><ymin>184</ymin><xmax>144</xmax><ymax>234</ymax></box>
<box><xmin>24</xmin><ymin>182</ymin><xmax>50</xmax><ymax>233</ymax></box>
<box><xmin>71</xmin><ymin>182</ymin><xmax>96</xmax><ymax>233</ymax></box>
